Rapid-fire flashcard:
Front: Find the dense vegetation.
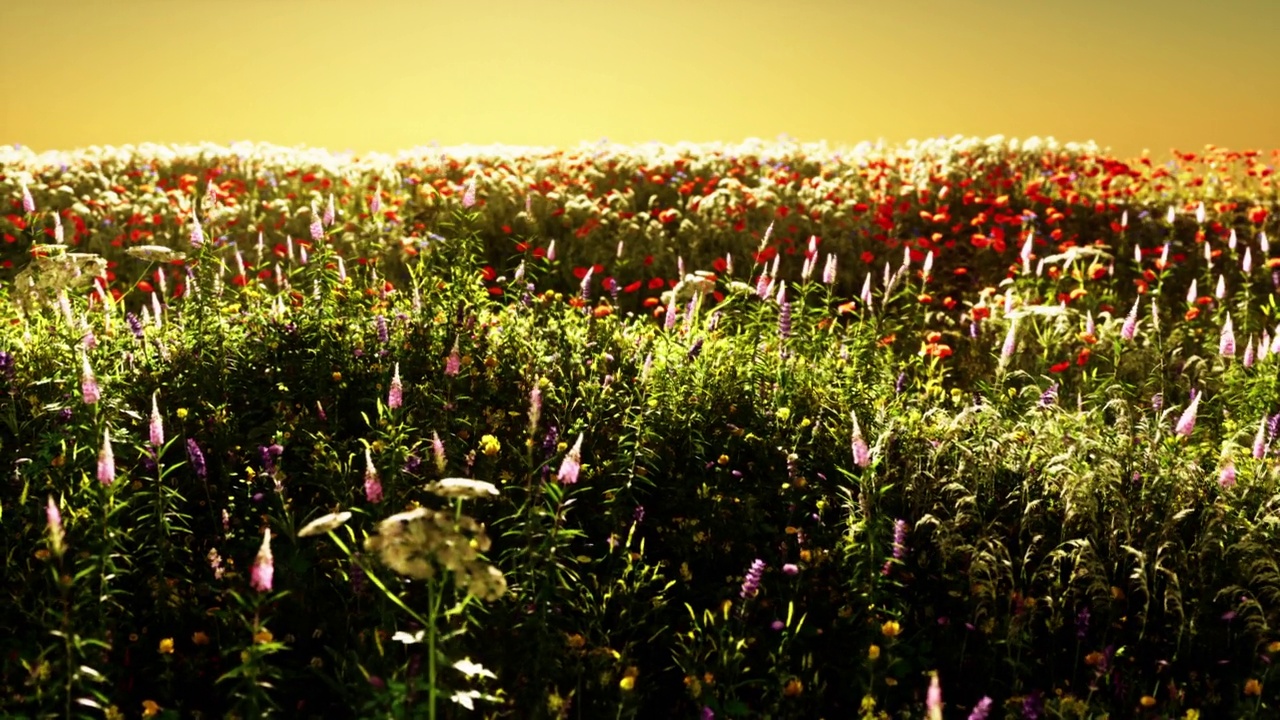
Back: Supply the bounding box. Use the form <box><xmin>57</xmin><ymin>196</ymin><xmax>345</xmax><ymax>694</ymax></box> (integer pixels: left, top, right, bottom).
<box><xmin>1</xmin><ymin>138</ymin><xmax>1279</xmax><ymax>718</ymax></box>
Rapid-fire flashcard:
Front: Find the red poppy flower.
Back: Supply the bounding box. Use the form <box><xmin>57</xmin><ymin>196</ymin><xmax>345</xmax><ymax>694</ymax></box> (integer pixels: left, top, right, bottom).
<box><xmin>1049</xmin><ymin>361</ymin><xmax>1071</xmax><ymax>373</ymax></box>
<box><xmin>623</xmin><ymin>280</ymin><xmax>642</xmax><ymax>293</ymax></box>
<box><xmin>647</xmin><ymin>277</ymin><xmax>665</xmax><ymax>290</ymax></box>
<box><xmin>136</xmin><ymin>281</ymin><xmax>153</xmax><ymax>294</ymax></box>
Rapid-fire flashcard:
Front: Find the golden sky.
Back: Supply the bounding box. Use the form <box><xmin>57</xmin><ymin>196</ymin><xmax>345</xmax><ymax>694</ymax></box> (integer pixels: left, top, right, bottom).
<box><xmin>2</xmin><ymin>0</ymin><xmax>1277</xmax><ymax>159</ymax></box>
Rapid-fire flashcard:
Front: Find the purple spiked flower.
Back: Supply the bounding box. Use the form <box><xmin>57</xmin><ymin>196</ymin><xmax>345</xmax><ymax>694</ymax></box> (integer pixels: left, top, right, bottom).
<box><xmin>20</xmin><ymin>182</ymin><xmax>35</xmax><ymax>214</ymax></box>
<box><xmin>186</xmin><ymin>438</ymin><xmax>207</xmax><ymax>479</ymax></box>
<box><xmin>310</xmin><ymin>214</ymin><xmax>324</xmax><ymax>242</ymax></box>
<box><xmin>323</xmin><ymin>193</ymin><xmax>335</xmax><ymax>227</ymax></box>
<box><xmin>822</xmin><ymin>253</ymin><xmax>837</xmax><ymax>284</ymax></box>
<box><xmin>891</xmin><ymin>519</ymin><xmax>908</xmax><ymax>560</ymax></box>
<box><xmin>1220</xmin><ymin>314</ymin><xmax>1236</xmax><ymax>357</ymax></box>
<box><xmin>1000</xmin><ymin>319</ymin><xmax>1018</xmax><ymax>367</ymax></box>
<box><xmin>557</xmin><ymin>434</ymin><xmax>584</xmax><ymax>485</ymax></box>
<box><xmin>740</xmin><ymin>558</ymin><xmax>766</xmax><ymax>599</ymax></box>
<box><xmin>778</xmin><ymin>297</ymin><xmax>792</xmax><ymax>339</ymax></box>
<box><xmin>968</xmin><ymin>697</ymin><xmax>993</xmax><ymax>720</ymax></box>
<box><xmin>376</xmin><ymin>315</ymin><xmax>388</xmax><ymax>344</ymax></box>
<box><xmin>1255</xmin><ymin>416</ymin><xmax>1269</xmax><ymax>459</ymax></box>
<box><xmin>250</xmin><ymin>528</ymin><xmax>274</xmax><ymax>592</ymax></box>
<box><xmin>97</xmin><ymin>429</ymin><xmax>115</xmax><ymax>486</ymax></box>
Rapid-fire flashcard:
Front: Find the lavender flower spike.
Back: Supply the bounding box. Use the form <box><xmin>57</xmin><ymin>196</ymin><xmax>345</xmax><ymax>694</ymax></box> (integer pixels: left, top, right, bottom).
<box><xmin>21</xmin><ymin>182</ymin><xmax>35</xmax><ymax>214</ymax></box>
<box><xmin>364</xmin><ymin>447</ymin><xmax>383</xmax><ymax>504</ymax></box>
<box><xmin>1220</xmin><ymin>313</ymin><xmax>1236</xmax><ymax>357</ymax></box>
<box><xmin>926</xmin><ymin>673</ymin><xmax>942</xmax><ymax>720</ymax></box>
<box><xmin>1254</xmin><ymin>416</ymin><xmax>1269</xmax><ymax>459</ymax></box>
<box><xmin>967</xmin><ymin>697</ymin><xmax>993</xmax><ymax>720</ymax></box>
<box><xmin>851</xmin><ymin>411</ymin><xmax>871</xmax><ymax>468</ymax></box>
<box><xmin>740</xmin><ymin>558</ymin><xmax>766</xmax><ymax>598</ymax></box>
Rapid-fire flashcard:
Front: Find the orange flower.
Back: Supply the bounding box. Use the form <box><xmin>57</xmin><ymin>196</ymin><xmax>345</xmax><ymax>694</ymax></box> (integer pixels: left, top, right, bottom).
<box><xmin>926</xmin><ymin>331</ymin><xmax>943</xmax><ymax>344</ymax></box>
<box><xmin>837</xmin><ymin>300</ymin><xmax>859</xmax><ymax>314</ymax></box>
<box><xmin>1076</xmin><ymin>347</ymin><xmax>1091</xmax><ymax>366</ymax></box>
<box><xmin>917</xmin><ymin>293</ymin><xmax>933</xmax><ymax>304</ymax></box>
<box><xmin>1185</xmin><ymin>308</ymin><xmax>1200</xmax><ymax>321</ymax></box>
<box><xmin>592</xmin><ymin>305</ymin><xmax>613</xmax><ymax>318</ymax></box>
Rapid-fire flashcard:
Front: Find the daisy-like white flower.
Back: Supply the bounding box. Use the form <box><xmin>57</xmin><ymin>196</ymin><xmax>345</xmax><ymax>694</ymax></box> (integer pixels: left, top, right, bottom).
<box><xmin>125</xmin><ymin>245</ymin><xmax>186</xmax><ymax>263</ymax></box>
<box><xmin>425</xmin><ymin>478</ymin><xmax>500</xmax><ymax>499</ymax></box>
<box><xmin>297</xmin><ymin>511</ymin><xmax>353</xmax><ymax>538</ymax></box>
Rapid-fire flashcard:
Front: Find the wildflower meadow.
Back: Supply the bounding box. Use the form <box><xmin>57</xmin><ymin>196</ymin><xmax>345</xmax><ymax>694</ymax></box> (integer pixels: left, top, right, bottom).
<box><xmin>2</xmin><ymin>137</ymin><xmax>1279</xmax><ymax>718</ymax></box>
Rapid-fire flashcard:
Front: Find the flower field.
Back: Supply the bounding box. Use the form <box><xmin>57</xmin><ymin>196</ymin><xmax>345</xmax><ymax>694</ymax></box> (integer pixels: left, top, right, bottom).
<box><xmin>1</xmin><ymin>137</ymin><xmax>1279</xmax><ymax>718</ymax></box>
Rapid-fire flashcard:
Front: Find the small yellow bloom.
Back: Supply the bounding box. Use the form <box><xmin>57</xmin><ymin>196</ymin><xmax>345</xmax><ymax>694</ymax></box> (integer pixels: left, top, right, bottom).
<box><xmin>1140</xmin><ymin>695</ymin><xmax>1156</xmax><ymax>707</ymax></box>
<box><xmin>867</xmin><ymin>644</ymin><xmax>880</xmax><ymax>660</ymax></box>
<box><xmin>158</xmin><ymin>637</ymin><xmax>174</xmax><ymax>654</ymax></box>
<box><xmin>191</xmin><ymin>631</ymin><xmax>210</xmax><ymax>646</ymax></box>
<box><xmin>703</xmin><ymin>672</ymin><xmax>714</xmax><ymax>686</ymax></box>
<box><xmin>1245</xmin><ymin>678</ymin><xmax>1262</xmax><ymax>696</ymax></box>
<box><xmin>1184</xmin><ymin>710</ymin><xmax>1200</xmax><ymax>720</ymax></box>
<box><xmin>565</xmin><ymin>633</ymin><xmax>585</xmax><ymax>649</ymax></box>
<box><xmin>479</xmin><ymin>434</ymin><xmax>501</xmax><ymax>457</ymax></box>
<box><xmin>141</xmin><ymin>700</ymin><xmax>162</xmax><ymax>717</ymax></box>
<box><xmin>332</xmin><ymin>372</ymin><xmax>343</xmax><ymax>382</ymax></box>
<box><xmin>717</xmin><ymin>454</ymin><xmax>730</xmax><ymax>466</ymax></box>
<box><xmin>254</xmin><ymin>629</ymin><xmax>274</xmax><ymax>645</ymax></box>
<box><xmin>104</xmin><ymin>705</ymin><xmax>124</xmax><ymax>720</ymax></box>
<box><xmin>776</xmin><ymin>407</ymin><xmax>791</xmax><ymax>422</ymax></box>
<box><xmin>881</xmin><ymin>620</ymin><xmax>901</xmax><ymax>638</ymax></box>
<box><xmin>619</xmin><ymin>676</ymin><xmax>635</xmax><ymax>691</ymax></box>
<box><xmin>1269</xmin><ymin>641</ymin><xmax>1280</xmax><ymax>654</ymax></box>
<box><xmin>176</xmin><ymin>408</ymin><xmax>188</xmax><ymax>420</ymax></box>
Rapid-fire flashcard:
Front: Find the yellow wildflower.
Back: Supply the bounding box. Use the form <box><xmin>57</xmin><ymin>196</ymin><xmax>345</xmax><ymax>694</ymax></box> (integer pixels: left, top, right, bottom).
<box><xmin>1245</xmin><ymin>678</ymin><xmax>1262</xmax><ymax>696</ymax></box>
<box><xmin>1140</xmin><ymin>695</ymin><xmax>1156</xmax><ymax>707</ymax></box>
<box><xmin>158</xmin><ymin>637</ymin><xmax>174</xmax><ymax>654</ymax></box>
<box><xmin>881</xmin><ymin>620</ymin><xmax>901</xmax><ymax>638</ymax></box>
<box><xmin>141</xmin><ymin>700</ymin><xmax>161</xmax><ymax>718</ymax></box>
<box><xmin>254</xmin><ymin>628</ymin><xmax>274</xmax><ymax>645</ymax></box>
<box><xmin>479</xmin><ymin>434</ymin><xmax>501</xmax><ymax>457</ymax></box>
<box><xmin>868</xmin><ymin>644</ymin><xmax>880</xmax><ymax>660</ymax></box>
<box><xmin>191</xmin><ymin>631</ymin><xmax>210</xmax><ymax>646</ymax></box>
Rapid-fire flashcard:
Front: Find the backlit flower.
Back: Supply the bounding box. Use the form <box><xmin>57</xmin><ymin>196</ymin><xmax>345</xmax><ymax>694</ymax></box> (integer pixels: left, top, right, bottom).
<box><xmin>251</xmin><ymin>527</ymin><xmax>274</xmax><ymax>592</ymax></box>
<box><xmin>298</xmin><ymin>511</ymin><xmax>353</xmax><ymax>537</ymax></box>
<box><xmin>557</xmin><ymin>434</ymin><xmax>584</xmax><ymax>485</ymax></box>
<box><xmin>81</xmin><ymin>354</ymin><xmax>99</xmax><ymax>405</ymax></box>
<box><xmin>97</xmin><ymin>429</ymin><xmax>115</xmax><ymax>486</ymax></box>
<box><xmin>149</xmin><ymin>392</ymin><xmax>164</xmax><ymax>448</ymax></box>
<box><xmin>740</xmin><ymin>558</ymin><xmax>765</xmax><ymax>598</ymax></box>
<box><xmin>388</xmin><ymin>362</ymin><xmax>402</xmax><ymax>409</ymax></box>
<box><xmin>1175</xmin><ymin>392</ymin><xmax>1201</xmax><ymax>437</ymax></box>
<box><xmin>364</xmin><ymin>447</ymin><xmax>383</xmax><ymax>504</ymax></box>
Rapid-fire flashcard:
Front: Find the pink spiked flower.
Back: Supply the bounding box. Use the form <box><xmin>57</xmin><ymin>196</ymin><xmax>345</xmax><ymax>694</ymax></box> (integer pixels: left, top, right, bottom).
<box><xmin>323</xmin><ymin>193</ymin><xmax>335</xmax><ymax>228</ymax></box>
<box><xmin>462</xmin><ymin>178</ymin><xmax>477</xmax><ymax>209</ymax></box>
<box><xmin>21</xmin><ymin>182</ymin><xmax>35</xmax><ymax>214</ymax></box>
<box><xmin>822</xmin><ymin>253</ymin><xmax>837</xmax><ymax>284</ymax></box>
<box><xmin>46</xmin><ymin>496</ymin><xmax>64</xmax><ymax>557</ymax></box>
<box><xmin>557</xmin><ymin>434</ymin><xmax>584</xmax><ymax>485</ymax></box>
<box><xmin>1121</xmin><ymin>298</ymin><xmax>1140</xmax><ymax>341</ymax></box>
<box><xmin>1244</xmin><ymin>337</ymin><xmax>1255</xmax><ymax>368</ymax></box>
<box><xmin>97</xmin><ymin>429</ymin><xmax>115</xmax><ymax>486</ymax></box>
<box><xmin>927</xmin><ymin>673</ymin><xmax>943</xmax><ymax>720</ymax></box>
<box><xmin>250</xmin><ymin>528</ymin><xmax>274</xmax><ymax>592</ymax></box>
<box><xmin>1254</xmin><ymin>416</ymin><xmax>1269</xmax><ymax>459</ymax></box>
<box><xmin>149</xmin><ymin>391</ymin><xmax>164</xmax><ymax>448</ymax></box>
<box><xmin>445</xmin><ymin>339</ymin><xmax>461</xmax><ymax>376</ymax></box>
<box><xmin>364</xmin><ymin>447</ymin><xmax>383</xmax><ymax>504</ymax></box>
<box><xmin>546</xmin><ymin>240</ymin><xmax>556</xmax><ymax>262</ymax></box>
<box><xmin>190</xmin><ymin>215</ymin><xmax>204</xmax><ymax>248</ymax></box>
<box><xmin>1219</xmin><ymin>459</ymin><xmax>1236</xmax><ymax>489</ymax></box>
<box><xmin>1175</xmin><ymin>392</ymin><xmax>1201</xmax><ymax>438</ymax></box>
<box><xmin>81</xmin><ymin>354</ymin><xmax>100</xmax><ymax>405</ymax></box>
<box><xmin>432</xmin><ymin>431</ymin><xmax>447</xmax><ymax>474</ymax></box>
<box><xmin>1220</xmin><ymin>314</ymin><xmax>1236</xmax><ymax>357</ymax></box>
<box><xmin>388</xmin><ymin>363</ymin><xmax>402</xmax><ymax>410</ymax></box>
<box><xmin>851</xmin><ymin>411</ymin><xmax>871</xmax><ymax>468</ymax></box>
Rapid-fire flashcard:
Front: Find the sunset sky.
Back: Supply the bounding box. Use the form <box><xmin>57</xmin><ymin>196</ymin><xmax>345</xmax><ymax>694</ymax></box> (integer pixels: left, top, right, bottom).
<box><xmin>2</xmin><ymin>0</ymin><xmax>1276</xmax><ymax>159</ymax></box>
